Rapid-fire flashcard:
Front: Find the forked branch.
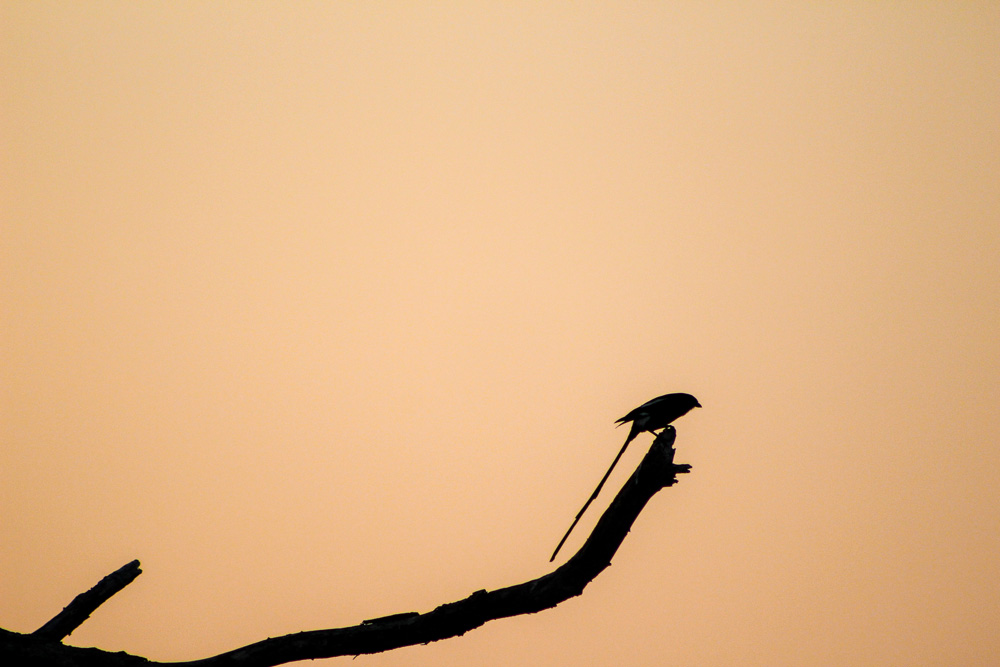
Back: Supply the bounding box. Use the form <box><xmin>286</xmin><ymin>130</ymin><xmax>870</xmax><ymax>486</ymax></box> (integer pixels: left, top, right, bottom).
<box><xmin>2</xmin><ymin>431</ymin><xmax>691</xmax><ymax>667</ymax></box>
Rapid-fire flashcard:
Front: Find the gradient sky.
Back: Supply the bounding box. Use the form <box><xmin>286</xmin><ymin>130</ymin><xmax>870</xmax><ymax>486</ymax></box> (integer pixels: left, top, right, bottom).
<box><xmin>3</xmin><ymin>4</ymin><xmax>999</xmax><ymax>666</ymax></box>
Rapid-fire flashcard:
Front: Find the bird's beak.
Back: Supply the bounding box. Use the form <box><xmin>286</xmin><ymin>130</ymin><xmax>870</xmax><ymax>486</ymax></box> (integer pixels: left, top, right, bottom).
<box><xmin>695</xmin><ymin>401</ymin><xmax>702</xmax><ymax>408</ymax></box>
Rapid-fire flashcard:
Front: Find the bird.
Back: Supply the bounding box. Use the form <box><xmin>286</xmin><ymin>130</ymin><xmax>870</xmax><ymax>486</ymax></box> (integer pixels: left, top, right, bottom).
<box><xmin>550</xmin><ymin>392</ymin><xmax>701</xmax><ymax>562</ymax></box>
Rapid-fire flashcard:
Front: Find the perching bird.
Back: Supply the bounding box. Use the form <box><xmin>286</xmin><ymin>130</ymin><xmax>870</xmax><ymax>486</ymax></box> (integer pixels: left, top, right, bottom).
<box><xmin>550</xmin><ymin>392</ymin><xmax>701</xmax><ymax>561</ymax></box>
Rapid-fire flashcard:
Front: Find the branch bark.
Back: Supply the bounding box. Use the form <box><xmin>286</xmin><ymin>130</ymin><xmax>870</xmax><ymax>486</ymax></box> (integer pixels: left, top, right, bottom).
<box><xmin>2</xmin><ymin>432</ymin><xmax>690</xmax><ymax>667</ymax></box>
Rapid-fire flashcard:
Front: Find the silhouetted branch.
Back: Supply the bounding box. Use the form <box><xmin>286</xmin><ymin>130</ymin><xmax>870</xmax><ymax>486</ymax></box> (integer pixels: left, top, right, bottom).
<box><xmin>2</xmin><ymin>432</ymin><xmax>690</xmax><ymax>667</ymax></box>
<box><xmin>33</xmin><ymin>560</ymin><xmax>143</xmax><ymax>642</ymax></box>
<box><xmin>1</xmin><ymin>628</ymin><xmax>151</xmax><ymax>667</ymax></box>
<box><xmin>174</xmin><ymin>431</ymin><xmax>690</xmax><ymax>667</ymax></box>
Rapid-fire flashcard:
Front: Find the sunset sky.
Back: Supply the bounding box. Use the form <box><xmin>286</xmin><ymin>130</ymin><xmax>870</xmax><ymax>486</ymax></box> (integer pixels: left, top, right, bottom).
<box><xmin>3</xmin><ymin>3</ymin><xmax>999</xmax><ymax>665</ymax></box>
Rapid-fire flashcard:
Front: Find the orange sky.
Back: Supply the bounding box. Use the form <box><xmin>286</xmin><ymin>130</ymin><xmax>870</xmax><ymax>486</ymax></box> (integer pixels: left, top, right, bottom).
<box><xmin>3</xmin><ymin>4</ymin><xmax>999</xmax><ymax>665</ymax></box>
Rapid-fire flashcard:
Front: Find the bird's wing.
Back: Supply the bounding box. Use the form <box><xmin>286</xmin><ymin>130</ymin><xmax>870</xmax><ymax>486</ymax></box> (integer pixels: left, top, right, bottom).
<box><xmin>615</xmin><ymin>394</ymin><xmax>671</xmax><ymax>424</ymax></box>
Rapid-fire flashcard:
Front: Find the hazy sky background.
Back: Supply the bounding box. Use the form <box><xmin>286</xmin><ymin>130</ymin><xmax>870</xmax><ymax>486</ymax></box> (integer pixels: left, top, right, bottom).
<box><xmin>3</xmin><ymin>3</ymin><xmax>999</xmax><ymax>665</ymax></box>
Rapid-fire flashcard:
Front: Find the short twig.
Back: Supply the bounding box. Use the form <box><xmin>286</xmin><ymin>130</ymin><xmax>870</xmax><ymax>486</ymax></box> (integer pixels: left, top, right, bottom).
<box><xmin>33</xmin><ymin>560</ymin><xmax>142</xmax><ymax>642</ymax></box>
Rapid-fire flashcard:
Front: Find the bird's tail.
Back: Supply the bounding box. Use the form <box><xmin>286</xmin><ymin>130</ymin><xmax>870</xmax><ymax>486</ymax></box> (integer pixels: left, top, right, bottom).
<box><xmin>550</xmin><ymin>431</ymin><xmax>636</xmax><ymax>562</ymax></box>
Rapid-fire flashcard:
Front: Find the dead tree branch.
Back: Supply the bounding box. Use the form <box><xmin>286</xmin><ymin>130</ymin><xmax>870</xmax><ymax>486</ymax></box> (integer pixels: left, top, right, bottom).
<box><xmin>2</xmin><ymin>431</ymin><xmax>690</xmax><ymax>667</ymax></box>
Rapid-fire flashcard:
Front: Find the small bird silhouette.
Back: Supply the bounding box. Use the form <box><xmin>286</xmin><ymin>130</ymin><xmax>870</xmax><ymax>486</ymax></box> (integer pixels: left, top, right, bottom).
<box><xmin>550</xmin><ymin>392</ymin><xmax>701</xmax><ymax>562</ymax></box>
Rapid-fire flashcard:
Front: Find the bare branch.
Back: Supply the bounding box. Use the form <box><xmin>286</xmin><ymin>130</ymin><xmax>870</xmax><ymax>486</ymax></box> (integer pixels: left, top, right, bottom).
<box><xmin>33</xmin><ymin>560</ymin><xmax>142</xmax><ymax>642</ymax></box>
<box><xmin>2</xmin><ymin>628</ymin><xmax>152</xmax><ymax>667</ymax></box>
<box><xmin>5</xmin><ymin>431</ymin><xmax>691</xmax><ymax>667</ymax></box>
<box><xmin>173</xmin><ymin>432</ymin><xmax>689</xmax><ymax>667</ymax></box>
